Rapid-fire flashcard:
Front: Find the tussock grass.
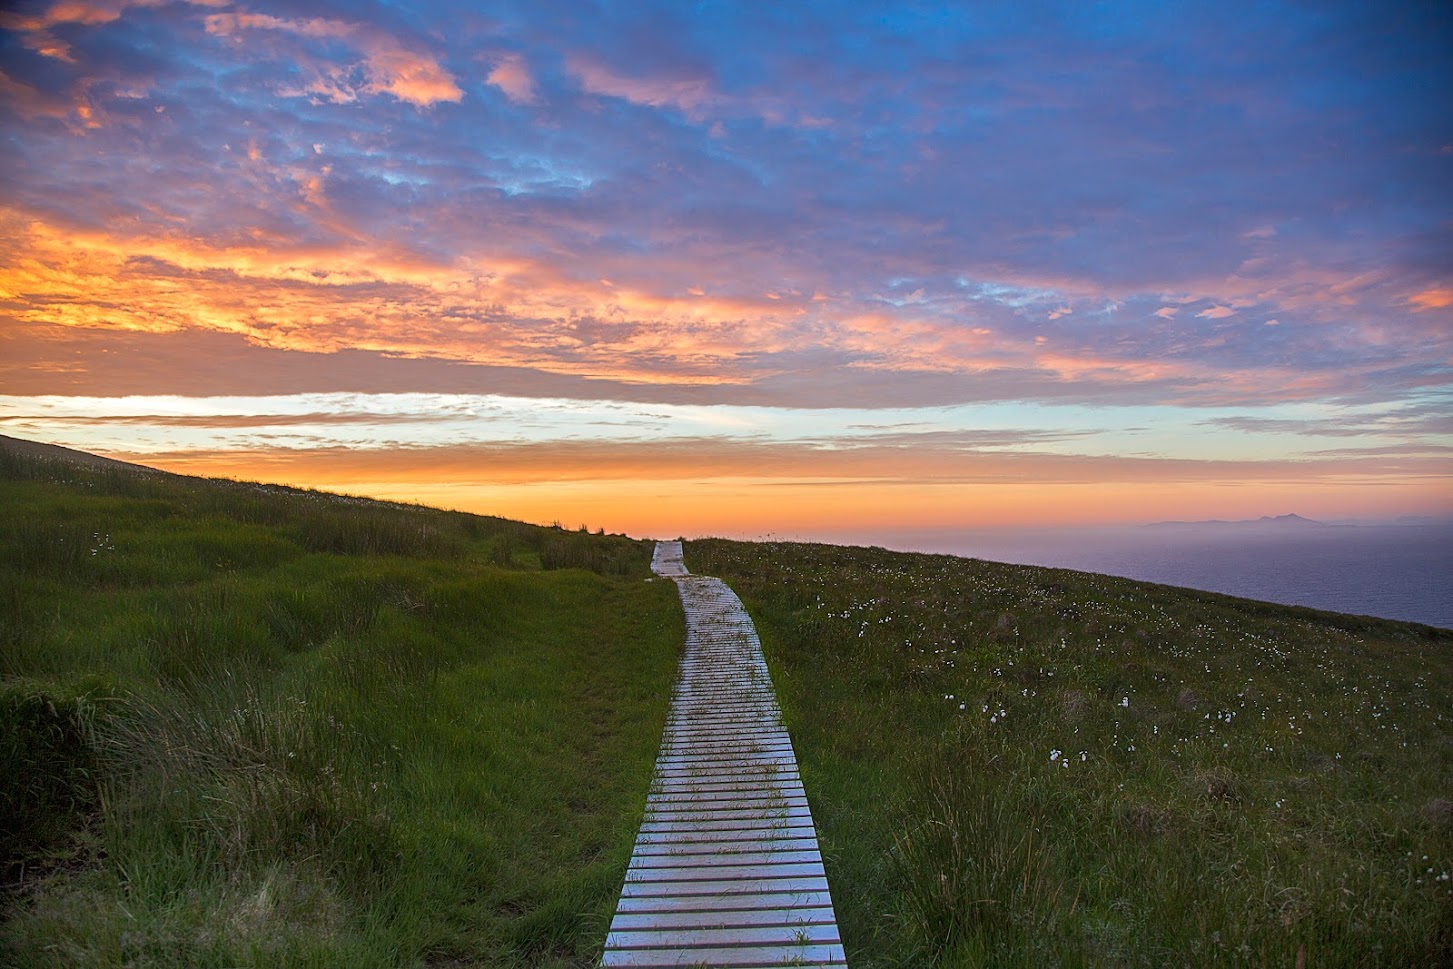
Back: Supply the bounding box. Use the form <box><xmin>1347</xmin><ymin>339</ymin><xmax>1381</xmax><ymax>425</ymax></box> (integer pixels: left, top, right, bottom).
<box><xmin>689</xmin><ymin>538</ymin><xmax>1453</xmax><ymax>967</ymax></box>
<box><xmin>0</xmin><ymin>442</ymin><xmax>682</xmax><ymax>967</ymax></box>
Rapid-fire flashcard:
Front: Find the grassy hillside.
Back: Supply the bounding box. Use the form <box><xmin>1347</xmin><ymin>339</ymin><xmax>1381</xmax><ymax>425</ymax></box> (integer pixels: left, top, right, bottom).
<box><xmin>0</xmin><ymin>440</ymin><xmax>684</xmax><ymax>968</ymax></box>
<box><xmin>5</xmin><ymin>436</ymin><xmax>1449</xmax><ymax>968</ymax></box>
<box><xmin>688</xmin><ymin>539</ymin><xmax>1453</xmax><ymax>967</ymax></box>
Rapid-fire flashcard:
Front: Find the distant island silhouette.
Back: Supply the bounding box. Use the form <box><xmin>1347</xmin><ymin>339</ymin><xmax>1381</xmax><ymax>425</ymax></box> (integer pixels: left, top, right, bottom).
<box><xmin>1147</xmin><ymin>513</ymin><xmax>1329</xmax><ymax>528</ymax></box>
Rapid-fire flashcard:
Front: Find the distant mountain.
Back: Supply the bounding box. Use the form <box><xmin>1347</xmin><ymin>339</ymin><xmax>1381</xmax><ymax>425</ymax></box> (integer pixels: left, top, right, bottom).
<box><xmin>1148</xmin><ymin>513</ymin><xmax>1329</xmax><ymax>528</ymax></box>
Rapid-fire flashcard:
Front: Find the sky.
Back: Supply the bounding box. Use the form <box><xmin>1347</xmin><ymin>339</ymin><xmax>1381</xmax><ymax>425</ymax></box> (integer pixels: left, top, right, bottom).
<box><xmin>1</xmin><ymin>0</ymin><xmax>1450</xmax><ymax>539</ymax></box>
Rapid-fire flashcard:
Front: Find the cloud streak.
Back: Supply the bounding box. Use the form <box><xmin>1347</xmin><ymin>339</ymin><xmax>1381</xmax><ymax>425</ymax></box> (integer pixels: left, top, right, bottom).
<box><xmin>202</xmin><ymin>11</ymin><xmax>462</xmax><ymax>107</ymax></box>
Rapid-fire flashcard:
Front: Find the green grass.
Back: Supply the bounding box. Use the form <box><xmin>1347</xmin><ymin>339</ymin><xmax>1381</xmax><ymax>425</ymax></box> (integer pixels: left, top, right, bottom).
<box><xmin>0</xmin><ymin>443</ymin><xmax>683</xmax><ymax>968</ymax></box>
<box><xmin>687</xmin><ymin>539</ymin><xmax>1453</xmax><ymax>967</ymax></box>
<box><xmin>8</xmin><ymin>436</ymin><xmax>1450</xmax><ymax>966</ymax></box>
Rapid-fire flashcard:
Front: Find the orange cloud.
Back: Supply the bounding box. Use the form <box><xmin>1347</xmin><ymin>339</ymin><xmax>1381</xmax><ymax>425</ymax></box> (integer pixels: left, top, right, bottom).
<box><xmin>3</xmin><ymin>207</ymin><xmax>1400</xmax><ymax>405</ymax></box>
<box><xmin>203</xmin><ymin>12</ymin><xmax>462</xmax><ymax>108</ymax></box>
<box><xmin>364</xmin><ymin>47</ymin><xmax>464</xmax><ymax>107</ymax></box>
<box><xmin>0</xmin><ymin>211</ymin><xmax>808</xmax><ymax>385</ymax></box>
<box><xmin>5</xmin><ymin>205</ymin><xmax>1443</xmax><ymax>406</ymax></box>
<box><xmin>1031</xmin><ymin>351</ymin><xmax>1190</xmax><ymax>385</ymax></box>
<box><xmin>1</xmin><ymin>0</ymin><xmax>225</xmax><ymax>65</ymax></box>
<box><xmin>1409</xmin><ymin>287</ymin><xmax>1453</xmax><ymax>311</ymax></box>
<box><xmin>1</xmin><ymin>2</ymin><xmax>129</xmax><ymax>31</ymax></box>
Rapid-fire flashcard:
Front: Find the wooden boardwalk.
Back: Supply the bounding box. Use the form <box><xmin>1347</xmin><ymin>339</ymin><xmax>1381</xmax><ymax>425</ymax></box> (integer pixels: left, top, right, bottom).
<box><xmin>600</xmin><ymin>541</ymin><xmax>847</xmax><ymax>968</ymax></box>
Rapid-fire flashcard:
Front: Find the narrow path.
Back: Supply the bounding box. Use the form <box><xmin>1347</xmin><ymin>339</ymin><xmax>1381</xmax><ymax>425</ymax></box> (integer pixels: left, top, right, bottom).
<box><xmin>600</xmin><ymin>541</ymin><xmax>847</xmax><ymax>968</ymax></box>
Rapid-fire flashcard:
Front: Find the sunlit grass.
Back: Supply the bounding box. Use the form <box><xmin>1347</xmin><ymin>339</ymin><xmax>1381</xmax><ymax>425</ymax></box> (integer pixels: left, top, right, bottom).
<box><xmin>0</xmin><ymin>444</ymin><xmax>682</xmax><ymax>968</ymax></box>
<box><xmin>688</xmin><ymin>538</ymin><xmax>1453</xmax><ymax>967</ymax></box>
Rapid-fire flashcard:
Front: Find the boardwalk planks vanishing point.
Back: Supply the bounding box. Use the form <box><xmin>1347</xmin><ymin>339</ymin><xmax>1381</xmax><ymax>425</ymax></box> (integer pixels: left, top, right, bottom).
<box><xmin>599</xmin><ymin>541</ymin><xmax>848</xmax><ymax>968</ymax></box>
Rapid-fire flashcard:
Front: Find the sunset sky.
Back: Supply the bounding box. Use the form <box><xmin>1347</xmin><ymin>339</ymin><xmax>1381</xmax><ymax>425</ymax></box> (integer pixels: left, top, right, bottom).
<box><xmin>2</xmin><ymin>0</ymin><xmax>1450</xmax><ymax>538</ymax></box>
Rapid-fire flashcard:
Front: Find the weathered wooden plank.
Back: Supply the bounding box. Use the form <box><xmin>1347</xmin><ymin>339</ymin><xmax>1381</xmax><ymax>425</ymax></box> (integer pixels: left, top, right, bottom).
<box><xmin>599</xmin><ymin>942</ymin><xmax>846</xmax><ymax>967</ymax></box>
<box><xmin>636</xmin><ymin>824</ymin><xmax>817</xmax><ymax>841</ymax></box>
<box><xmin>667</xmin><ymin>704</ymin><xmax>779</xmax><ymax>717</ymax></box>
<box><xmin>643</xmin><ymin>809</ymin><xmax>810</xmax><ymax>827</ymax></box>
<box><xmin>663</xmin><ymin>722</ymin><xmax>788</xmax><ymax>735</ymax></box>
<box><xmin>659</xmin><ymin>740</ymin><xmax>796</xmax><ymax>755</ymax></box>
<box><xmin>633</xmin><ymin>827</ymin><xmax>814</xmax><ymax>843</ymax></box>
<box><xmin>652</xmin><ymin>763</ymin><xmax>797</xmax><ymax>779</ymax></box>
<box><xmin>648</xmin><ymin>786</ymin><xmax>804</xmax><ymax>801</ymax></box>
<box><xmin>631</xmin><ymin>837</ymin><xmax>819</xmax><ymax>856</ymax></box>
<box><xmin>630</xmin><ymin>849</ymin><xmax>824</xmax><ymax>869</ymax></box>
<box><xmin>650</xmin><ymin>780</ymin><xmax>801</xmax><ymax>795</ymax></box>
<box><xmin>668</xmin><ymin>700</ymin><xmax>778</xmax><ymax>711</ymax></box>
<box><xmin>609</xmin><ymin>906</ymin><xmax>838</xmax><ymax>931</ymax></box>
<box><xmin>653</xmin><ymin>752</ymin><xmax>798</xmax><ymax>769</ymax></box>
<box><xmin>666</xmin><ymin>712</ymin><xmax>781</xmax><ymax>723</ymax></box>
<box><xmin>660</xmin><ymin>740</ymin><xmax>793</xmax><ymax>758</ymax></box>
<box><xmin>655</xmin><ymin>766</ymin><xmax>794</xmax><ymax>781</ymax></box>
<box><xmin>644</xmin><ymin>802</ymin><xmax>808</xmax><ymax>817</ymax></box>
<box><xmin>651</xmin><ymin>774</ymin><xmax>803</xmax><ymax>790</ymax></box>
<box><xmin>663</xmin><ymin>725</ymin><xmax>791</xmax><ymax>739</ymax></box>
<box><xmin>661</xmin><ymin>735</ymin><xmax>792</xmax><ymax>749</ymax></box>
<box><xmin>612</xmin><ymin>889</ymin><xmax>837</xmax><ymax>915</ymax></box>
<box><xmin>619</xmin><ymin>875</ymin><xmax>831</xmax><ymax>898</ymax></box>
<box><xmin>649</xmin><ymin>782</ymin><xmax>803</xmax><ymax>800</ymax></box>
<box><xmin>625</xmin><ymin>861</ymin><xmax>828</xmax><ymax>883</ymax></box>
<box><xmin>640</xmin><ymin>816</ymin><xmax>810</xmax><ymax>832</ymax></box>
<box><xmin>632</xmin><ymin>841</ymin><xmax>820</xmax><ymax>861</ymax></box>
<box><xmin>673</xmin><ymin>668</ymin><xmax>771</xmax><ymax>679</ymax></box>
<box><xmin>652</xmin><ymin>772</ymin><xmax>800</xmax><ymax>788</ymax></box>
<box><xmin>645</xmin><ymin>800</ymin><xmax>811</xmax><ymax>816</ymax></box>
<box><xmin>605</xmin><ymin>922</ymin><xmax>841</xmax><ymax>949</ymax></box>
<box><xmin>646</xmin><ymin>790</ymin><xmax>808</xmax><ymax>808</ymax></box>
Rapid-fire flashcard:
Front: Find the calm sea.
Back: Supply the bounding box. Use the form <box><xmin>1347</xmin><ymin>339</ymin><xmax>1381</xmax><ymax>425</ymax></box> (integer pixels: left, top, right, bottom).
<box><xmin>856</xmin><ymin>523</ymin><xmax>1453</xmax><ymax>630</ymax></box>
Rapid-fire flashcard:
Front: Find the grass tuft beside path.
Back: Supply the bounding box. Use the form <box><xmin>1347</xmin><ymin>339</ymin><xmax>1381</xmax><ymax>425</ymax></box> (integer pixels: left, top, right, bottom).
<box><xmin>688</xmin><ymin>538</ymin><xmax>1453</xmax><ymax>968</ymax></box>
<box><xmin>0</xmin><ymin>442</ymin><xmax>682</xmax><ymax>968</ymax></box>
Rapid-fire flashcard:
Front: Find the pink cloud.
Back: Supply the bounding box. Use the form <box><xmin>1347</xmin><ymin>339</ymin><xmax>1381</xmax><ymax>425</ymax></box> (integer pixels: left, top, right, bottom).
<box><xmin>0</xmin><ymin>2</ymin><xmax>129</xmax><ymax>31</ymax></box>
<box><xmin>1153</xmin><ymin>306</ymin><xmax>1178</xmax><ymax>319</ymax></box>
<box><xmin>486</xmin><ymin>53</ymin><xmax>537</xmax><ymax>105</ymax></box>
<box><xmin>567</xmin><ymin>54</ymin><xmax>716</xmax><ymax>116</ymax></box>
<box><xmin>365</xmin><ymin>46</ymin><xmax>464</xmax><ymax>107</ymax></box>
<box><xmin>563</xmin><ymin>53</ymin><xmax>832</xmax><ymax>129</ymax></box>
<box><xmin>0</xmin><ymin>69</ymin><xmax>72</xmax><ymax>121</ymax></box>
<box><xmin>1</xmin><ymin>0</ymin><xmax>225</xmax><ymax>63</ymax></box>
<box><xmin>1196</xmin><ymin>305</ymin><xmax>1235</xmax><ymax>319</ymax></box>
<box><xmin>204</xmin><ymin>12</ymin><xmax>462</xmax><ymax>108</ymax></box>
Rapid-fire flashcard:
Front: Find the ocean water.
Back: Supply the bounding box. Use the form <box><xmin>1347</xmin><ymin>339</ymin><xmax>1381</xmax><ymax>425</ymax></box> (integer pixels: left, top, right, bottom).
<box><xmin>864</xmin><ymin>523</ymin><xmax>1453</xmax><ymax>630</ymax></box>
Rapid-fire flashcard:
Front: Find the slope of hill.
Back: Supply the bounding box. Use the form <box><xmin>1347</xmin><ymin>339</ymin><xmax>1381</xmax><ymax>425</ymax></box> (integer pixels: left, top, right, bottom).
<box><xmin>0</xmin><ymin>437</ymin><xmax>684</xmax><ymax>968</ymax></box>
<box><xmin>2</xmin><ymin>436</ymin><xmax>1449</xmax><ymax>967</ymax></box>
<box><xmin>0</xmin><ymin>434</ymin><xmax>172</xmax><ymax>475</ymax></box>
<box><xmin>688</xmin><ymin>539</ymin><xmax>1452</xmax><ymax>967</ymax></box>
